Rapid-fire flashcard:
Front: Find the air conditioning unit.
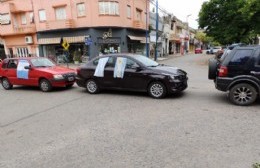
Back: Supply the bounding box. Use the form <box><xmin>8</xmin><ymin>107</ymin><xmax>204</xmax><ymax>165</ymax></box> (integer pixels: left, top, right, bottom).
<box><xmin>25</xmin><ymin>36</ymin><xmax>33</xmax><ymax>44</ymax></box>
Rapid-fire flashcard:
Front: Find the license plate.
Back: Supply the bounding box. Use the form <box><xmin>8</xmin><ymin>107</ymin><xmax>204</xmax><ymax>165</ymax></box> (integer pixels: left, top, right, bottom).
<box><xmin>68</xmin><ymin>77</ymin><xmax>74</xmax><ymax>81</ymax></box>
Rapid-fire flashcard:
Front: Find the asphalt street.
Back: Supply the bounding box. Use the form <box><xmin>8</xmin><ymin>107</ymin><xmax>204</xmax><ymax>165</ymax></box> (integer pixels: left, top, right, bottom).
<box><xmin>0</xmin><ymin>54</ymin><xmax>260</xmax><ymax>168</ymax></box>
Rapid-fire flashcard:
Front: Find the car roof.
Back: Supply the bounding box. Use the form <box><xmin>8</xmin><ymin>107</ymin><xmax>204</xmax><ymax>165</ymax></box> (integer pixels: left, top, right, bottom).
<box><xmin>4</xmin><ymin>57</ymin><xmax>46</xmax><ymax>60</ymax></box>
<box><xmin>94</xmin><ymin>53</ymin><xmax>145</xmax><ymax>59</ymax></box>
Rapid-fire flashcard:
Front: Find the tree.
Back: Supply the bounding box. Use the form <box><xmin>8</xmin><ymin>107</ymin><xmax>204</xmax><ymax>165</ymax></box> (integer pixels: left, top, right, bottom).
<box><xmin>198</xmin><ymin>0</ymin><xmax>260</xmax><ymax>45</ymax></box>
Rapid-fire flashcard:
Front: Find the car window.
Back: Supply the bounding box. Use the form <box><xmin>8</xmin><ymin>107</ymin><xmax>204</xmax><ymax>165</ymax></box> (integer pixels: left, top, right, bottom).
<box><xmin>229</xmin><ymin>49</ymin><xmax>253</xmax><ymax>65</ymax></box>
<box><xmin>126</xmin><ymin>58</ymin><xmax>139</xmax><ymax>69</ymax></box>
<box><xmin>93</xmin><ymin>57</ymin><xmax>114</xmax><ymax>67</ymax></box>
<box><xmin>7</xmin><ymin>60</ymin><xmax>18</xmax><ymax>69</ymax></box>
<box><xmin>31</xmin><ymin>58</ymin><xmax>55</xmax><ymax>67</ymax></box>
<box><xmin>134</xmin><ymin>55</ymin><xmax>158</xmax><ymax>67</ymax></box>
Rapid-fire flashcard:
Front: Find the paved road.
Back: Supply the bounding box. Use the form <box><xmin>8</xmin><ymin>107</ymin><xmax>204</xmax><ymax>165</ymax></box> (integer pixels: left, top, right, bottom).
<box><xmin>0</xmin><ymin>54</ymin><xmax>260</xmax><ymax>168</ymax></box>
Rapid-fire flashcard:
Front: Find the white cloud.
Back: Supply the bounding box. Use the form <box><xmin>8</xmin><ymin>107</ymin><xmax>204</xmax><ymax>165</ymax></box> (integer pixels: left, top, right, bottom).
<box><xmin>150</xmin><ymin>0</ymin><xmax>208</xmax><ymax>29</ymax></box>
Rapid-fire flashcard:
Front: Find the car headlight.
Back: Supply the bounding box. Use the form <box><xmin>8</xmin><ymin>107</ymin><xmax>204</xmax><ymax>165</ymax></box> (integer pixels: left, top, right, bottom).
<box><xmin>53</xmin><ymin>74</ymin><xmax>64</xmax><ymax>80</ymax></box>
<box><xmin>169</xmin><ymin>75</ymin><xmax>179</xmax><ymax>80</ymax></box>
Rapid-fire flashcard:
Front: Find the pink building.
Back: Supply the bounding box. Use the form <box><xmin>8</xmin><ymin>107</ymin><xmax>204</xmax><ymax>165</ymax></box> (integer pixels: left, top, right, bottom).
<box><xmin>0</xmin><ymin>0</ymin><xmax>149</xmax><ymax>59</ymax></box>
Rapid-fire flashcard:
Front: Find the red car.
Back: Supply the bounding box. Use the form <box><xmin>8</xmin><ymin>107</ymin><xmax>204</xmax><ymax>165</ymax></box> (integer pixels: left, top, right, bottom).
<box><xmin>0</xmin><ymin>57</ymin><xmax>76</xmax><ymax>92</ymax></box>
<box><xmin>195</xmin><ymin>48</ymin><xmax>203</xmax><ymax>54</ymax></box>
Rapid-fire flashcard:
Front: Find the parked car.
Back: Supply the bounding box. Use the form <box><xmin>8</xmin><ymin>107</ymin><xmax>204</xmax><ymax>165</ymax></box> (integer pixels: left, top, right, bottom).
<box><xmin>195</xmin><ymin>48</ymin><xmax>203</xmax><ymax>54</ymax></box>
<box><xmin>208</xmin><ymin>45</ymin><xmax>260</xmax><ymax>106</ymax></box>
<box><xmin>0</xmin><ymin>57</ymin><xmax>76</xmax><ymax>92</ymax></box>
<box><xmin>206</xmin><ymin>46</ymin><xmax>222</xmax><ymax>54</ymax></box>
<box><xmin>76</xmin><ymin>54</ymin><xmax>188</xmax><ymax>98</ymax></box>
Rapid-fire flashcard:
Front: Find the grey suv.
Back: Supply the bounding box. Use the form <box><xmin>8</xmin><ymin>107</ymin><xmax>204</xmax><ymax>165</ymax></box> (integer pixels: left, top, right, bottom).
<box><xmin>208</xmin><ymin>45</ymin><xmax>260</xmax><ymax>106</ymax></box>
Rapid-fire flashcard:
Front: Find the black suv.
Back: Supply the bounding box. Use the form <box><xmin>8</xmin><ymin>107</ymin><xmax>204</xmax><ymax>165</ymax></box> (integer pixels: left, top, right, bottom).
<box><xmin>208</xmin><ymin>45</ymin><xmax>260</xmax><ymax>106</ymax></box>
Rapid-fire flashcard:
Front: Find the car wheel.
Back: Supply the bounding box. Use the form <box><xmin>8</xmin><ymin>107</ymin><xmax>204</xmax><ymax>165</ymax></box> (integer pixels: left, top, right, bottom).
<box><xmin>86</xmin><ymin>79</ymin><xmax>99</xmax><ymax>94</ymax></box>
<box><xmin>229</xmin><ymin>83</ymin><xmax>257</xmax><ymax>106</ymax></box>
<box><xmin>39</xmin><ymin>79</ymin><xmax>52</xmax><ymax>92</ymax></box>
<box><xmin>1</xmin><ymin>78</ymin><xmax>13</xmax><ymax>90</ymax></box>
<box><xmin>148</xmin><ymin>81</ymin><xmax>166</xmax><ymax>98</ymax></box>
<box><xmin>208</xmin><ymin>58</ymin><xmax>218</xmax><ymax>80</ymax></box>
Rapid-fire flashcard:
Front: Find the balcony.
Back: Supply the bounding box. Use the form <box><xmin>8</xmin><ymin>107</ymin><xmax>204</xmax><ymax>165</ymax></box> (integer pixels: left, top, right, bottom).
<box><xmin>45</xmin><ymin>19</ymin><xmax>74</xmax><ymax>30</ymax></box>
<box><xmin>9</xmin><ymin>3</ymin><xmax>30</xmax><ymax>14</ymax></box>
<box><xmin>133</xmin><ymin>20</ymin><xmax>145</xmax><ymax>29</ymax></box>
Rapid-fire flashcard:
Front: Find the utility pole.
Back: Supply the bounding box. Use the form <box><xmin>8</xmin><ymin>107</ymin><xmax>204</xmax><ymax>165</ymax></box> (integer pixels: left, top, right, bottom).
<box><xmin>145</xmin><ymin>0</ymin><xmax>149</xmax><ymax>57</ymax></box>
<box><xmin>155</xmin><ymin>0</ymin><xmax>158</xmax><ymax>61</ymax></box>
<box><xmin>186</xmin><ymin>14</ymin><xmax>191</xmax><ymax>54</ymax></box>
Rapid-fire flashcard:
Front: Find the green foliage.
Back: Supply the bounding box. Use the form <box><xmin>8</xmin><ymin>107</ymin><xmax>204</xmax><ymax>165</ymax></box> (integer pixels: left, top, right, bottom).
<box><xmin>252</xmin><ymin>163</ymin><xmax>260</xmax><ymax>168</ymax></box>
<box><xmin>198</xmin><ymin>0</ymin><xmax>260</xmax><ymax>45</ymax></box>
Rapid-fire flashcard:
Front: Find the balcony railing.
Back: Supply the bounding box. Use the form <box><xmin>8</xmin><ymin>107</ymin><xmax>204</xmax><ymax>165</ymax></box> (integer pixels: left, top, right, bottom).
<box><xmin>133</xmin><ymin>20</ymin><xmax>145</xmax><ymax>29</ymax></box>
<box><xmin>45</xmin><ymin>19</ymin><xmax>74</xmax><ymax>30</ymax></box>
<box><xmin>13</xmin><ymin>25</ymin><xmax>36</xmax><ymax>34</ymax></box>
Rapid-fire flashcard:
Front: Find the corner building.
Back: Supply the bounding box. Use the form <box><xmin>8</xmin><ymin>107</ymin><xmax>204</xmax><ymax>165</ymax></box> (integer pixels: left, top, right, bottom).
<box><xmin>0</xmin><ymin>0</ymin><xmax>149</xmax><ymax>60</ymax></box>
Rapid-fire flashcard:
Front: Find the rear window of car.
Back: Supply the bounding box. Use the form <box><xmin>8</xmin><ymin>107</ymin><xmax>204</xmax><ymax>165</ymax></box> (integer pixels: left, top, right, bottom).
<box><xmin>229</xmin><ymin>49</ymin><xmax>253</xmax><ymax>65</ymax></box>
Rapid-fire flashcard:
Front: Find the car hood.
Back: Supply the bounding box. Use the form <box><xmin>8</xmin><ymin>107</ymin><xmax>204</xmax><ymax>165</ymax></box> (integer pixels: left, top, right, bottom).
<box><xmin>151</xmin><ymin>65</ymin><xmax>187</xmax><ymax>75</ymax></box>
<box><xmin>36</xmin><ymin>66</ymin><xmax>75</xmax><ymax>74</ymax></box>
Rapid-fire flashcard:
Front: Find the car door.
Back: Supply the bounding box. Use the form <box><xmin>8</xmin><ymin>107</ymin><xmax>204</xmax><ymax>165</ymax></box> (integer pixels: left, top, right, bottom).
<box><xmin>121</xmin><ymin>57</ymin><xmax>149</xmax><ymax>91</ymax></box>
<box><xmin>94</xmin><ymin>56</ymin><xmax>120</xmax><ymax>89</ymax></box>
<box><xmin>17</xmin><ymin>59</ymin><xmax>38</xmax><ymax>86</ymax></box>
<box><xmin>5</xmin><ymin>59</ymin><xmax>20</xmax><ymax>85</ymax></box>
<box><xmin>251</xmin><ymin>48</ymin><xmax>260</xmax><ymax>81</ymax></box>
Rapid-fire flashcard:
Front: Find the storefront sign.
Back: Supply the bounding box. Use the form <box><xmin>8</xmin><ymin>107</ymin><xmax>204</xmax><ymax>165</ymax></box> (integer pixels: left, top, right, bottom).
<box><xmin>97</xmin><ymin>38</ymin><xmax>121</xmax><ymax>44</ymax></box>
<box><xmin>102</xmin><ymin>28</ymin><xmax>112</xmax><ymax>39</ymax></box>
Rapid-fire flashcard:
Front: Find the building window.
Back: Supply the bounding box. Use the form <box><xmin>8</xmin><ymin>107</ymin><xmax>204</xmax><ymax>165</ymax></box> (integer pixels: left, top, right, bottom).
<box><xmin>39</xmin><ymin>10</ymin><xmax>46</xmax><ymax>22</ymax></box>
<box><xmin>99</xmin><ymin>1</ymin><xmax>119</xmax><ymax>15</ymax></box>
<box><xmin>136</xmin><ymin>9</ymin><xmax>142</xmax><ymax>21</ymax></box>
<box><xmin>21</xmin><ymin>13</ymin><xmax>27</xmax><ymax>25</ymax></box>
<box><xmin>127</xmin><ymin>5</ymin><xmax>131</xmax><ymax>18</ymax></box>
<box><xmin>0</xmin><ymin>13</ymin><xmax>11</xmax><ymax>25</ymax></box>
<box><xmin>16</xmin><ymin>47</ymin><xmax>29</xmax><ymax>57</ymax></box>
<box><xmin>29</xmin><ymin>12</ymin><xmax>34</xmax><ymax>23</ymax></box>
<box><xmin>77</xmin><ymin>3</ymin><xmax>86</xmax><ymax>17</ymax></box>
<box><xmin>55</xmin><ymin>7</ymin><xmax>66</xmax><ymax>20</ymax></box>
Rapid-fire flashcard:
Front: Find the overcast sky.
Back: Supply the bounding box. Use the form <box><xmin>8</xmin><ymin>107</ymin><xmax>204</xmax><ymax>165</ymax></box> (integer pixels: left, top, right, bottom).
<box><xmin>151</xmin><ymin>0</ymin><xmax>208</xmax><ymax>29</ymax></box>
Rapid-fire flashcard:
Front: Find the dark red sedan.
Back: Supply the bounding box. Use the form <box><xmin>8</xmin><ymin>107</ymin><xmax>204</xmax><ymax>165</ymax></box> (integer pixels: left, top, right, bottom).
<box><xmin>0</xmin><ymin>57</ymin><xmax>76</xmax><ymax>92</ymax></box>
<box><xmin>76</xmin><ymin>54</ymin><xmax>188</xmax><ymax>98</ymax></box>
<box><xmin>195</xmin><ymin>48</ymin><xmax>203</xmax><ymax>54</ymax></box>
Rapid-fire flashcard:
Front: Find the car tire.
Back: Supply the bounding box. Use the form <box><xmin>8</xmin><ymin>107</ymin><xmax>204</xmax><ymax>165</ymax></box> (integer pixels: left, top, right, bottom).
<box><xmin>39</xmin><ymin>79</ymin><xmax>52</xmax><ymax>92</ymax></box>
<box><xmin>1</xmin><ymin>77</ymin><xmax>13</xmax><ymax>90</ymax></box>
<box><xmin>148</xmin><ymin>81</ymin><xmax>166</xmax><ymax>98</ymax></box>
<box><xmin>229</xmin><ymin>83</ymin><xmax>257</xmax><ymax>106</ymax></box>
<box><xmin>86</xmin><ymin>79</ymin><xmax>99</xmax><ymax>94</ymax></box>
<box><xmin>208</xmin><ymin>58</ymin><xmax>218</xmax><ymax>80</ymax></box>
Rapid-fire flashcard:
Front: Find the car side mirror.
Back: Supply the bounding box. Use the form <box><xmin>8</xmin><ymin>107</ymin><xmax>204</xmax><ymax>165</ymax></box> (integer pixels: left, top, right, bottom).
<box><xmin>24</xmin><ymin>65</ymin><xmax>32</xmax><ymax>70</ymax></box>
<box><xmin>131</xmin><ymin>64</ymin><xmax>142</xmax><ymax>71</ymax></box>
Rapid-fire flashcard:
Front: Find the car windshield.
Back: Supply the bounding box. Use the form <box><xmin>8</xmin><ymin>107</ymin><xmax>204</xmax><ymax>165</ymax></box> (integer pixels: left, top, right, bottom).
<box><xmin>134</xmin><ymin>55</ymin><xmax>159</xmax><ymax>67</ymax></box>
<box><xmin>31</xmin><ymin>58</ymin><xmax>55</xmax><ymax>67</ymax></box>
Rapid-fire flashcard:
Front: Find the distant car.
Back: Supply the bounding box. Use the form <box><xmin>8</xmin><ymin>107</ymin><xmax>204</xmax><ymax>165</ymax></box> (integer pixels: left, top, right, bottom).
<box><xmin>206</xmin><ymin>46</ymin><xmax>222</xmax><ymax>54</ymax></box>
<box><xmin>76</xmin><ymin>54</ymin><xmax>188</xmax><ymax>98</ymax></box>
<box><xmin>0</xmin><ymin>57</ymin><xmax>76</xmax><ymax>92</ymax></box>
<box><xmin>195</xmin><ymin>48</ymin><xmax>203</xmax><ymax>54</ymax></box>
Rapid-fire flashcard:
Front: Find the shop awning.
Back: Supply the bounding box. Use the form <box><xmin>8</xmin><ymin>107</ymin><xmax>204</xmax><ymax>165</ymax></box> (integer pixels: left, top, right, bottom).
<box><xmin>128</xmin><ymin>35</ymin><xmax>149</xmax><ymax>43</ymax></box>
<box><xmin>38</xmin><ymin>36</ymin><xmax>87</xmax><ymax>45</ymax></box>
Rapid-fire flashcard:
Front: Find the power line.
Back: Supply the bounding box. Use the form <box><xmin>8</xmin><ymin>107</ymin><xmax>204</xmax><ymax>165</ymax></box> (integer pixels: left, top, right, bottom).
<box><xmin>149</xmin><ymin>0</ymin><xmax>172</xmax><ymax>16</ymax></box>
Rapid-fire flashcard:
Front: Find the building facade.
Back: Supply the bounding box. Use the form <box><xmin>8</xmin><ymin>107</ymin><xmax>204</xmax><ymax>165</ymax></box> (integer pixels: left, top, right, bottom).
<box><xmin>0</xmin><ymin>0</ymin><xmax>149</xmax><ymax>60</ymax></box>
